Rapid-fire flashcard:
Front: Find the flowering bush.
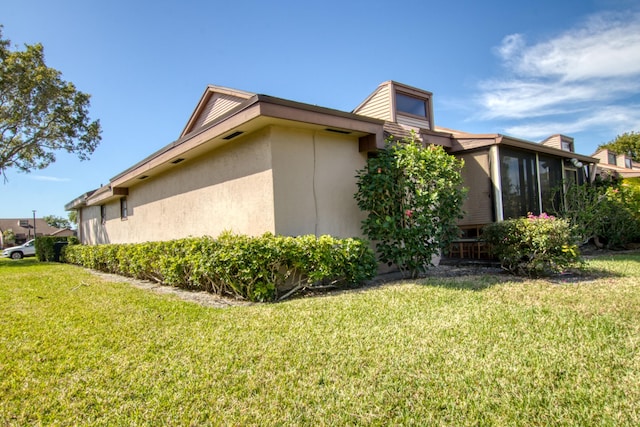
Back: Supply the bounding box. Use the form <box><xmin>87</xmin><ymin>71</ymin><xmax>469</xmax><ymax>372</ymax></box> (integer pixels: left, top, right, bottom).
<box><xmin>483</xmin><ymin>213</ymin><xmax>582</xmax><ymax>277</ymax></box>
<box><xmin>354</xmin><ymin>133</ymin><xmax>466</xmax><ymax>277</ymax></box>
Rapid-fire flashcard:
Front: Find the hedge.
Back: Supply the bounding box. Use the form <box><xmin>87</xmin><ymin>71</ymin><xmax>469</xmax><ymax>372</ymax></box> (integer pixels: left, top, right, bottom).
<box><xmin>34</xmin><ymin>235</ymin><xmax>79</xmax><ymax>262</ymax></box>
<box><xmin>63</xmin><ymin>232</ymin><xmax>377</xmax><ymax>302</ymax></box>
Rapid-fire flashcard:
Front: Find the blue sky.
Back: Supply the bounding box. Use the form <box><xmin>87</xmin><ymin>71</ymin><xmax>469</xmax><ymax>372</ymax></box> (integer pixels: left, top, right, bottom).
<box><xmin>2</xmin><ymin>0</ymin><xmax>640</xmax><ymax>221</ymax></box>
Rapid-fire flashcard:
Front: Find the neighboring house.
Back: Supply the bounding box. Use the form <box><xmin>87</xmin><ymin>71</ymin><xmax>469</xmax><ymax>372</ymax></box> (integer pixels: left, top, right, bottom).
<box><xmin>66</xmin><ymin>81</ymin><xmax>598</xmax><ymax>250</ymax></box>
<box><xmin>0</xmin><ymin>218</ymin><xmax>74</xmax><ymax>248</ymax></box>
<box><xmin>591</xmin><ymin>148</ymin><xmax>640</xmax><ymax>179</ymax></box>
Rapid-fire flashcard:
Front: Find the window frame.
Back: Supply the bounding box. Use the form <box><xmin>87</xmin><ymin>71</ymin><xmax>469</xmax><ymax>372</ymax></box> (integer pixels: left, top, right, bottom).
<box><xmin>120</xmin><ymin>197</ymin><xmax>128</xmax><ymax>220</ymax></box>
<box><xmin>395</xmin><ymin>92</ymin><xmax>429</xmax><ymax>120</ymax></box>
<box><xmin>499</xmin><ymin>147</ymin><xmax>540</xmax><ymax>219</ymax></box>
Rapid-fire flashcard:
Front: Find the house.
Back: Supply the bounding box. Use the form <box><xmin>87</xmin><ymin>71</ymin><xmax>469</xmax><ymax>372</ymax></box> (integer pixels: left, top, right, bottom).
<box><xmin>590</xmin><ymin>148</ymin><xmax>640</xmax><ymax>179</ymax></box>
<box><xmin>66</xmin><ymin>81</ymin><xmax>598</xmax><ymax>251</ymax></box>
<box><xmin>0</xmin><ymin>218</ymin><xmax>75</xmax><ymax>248</ymax></box>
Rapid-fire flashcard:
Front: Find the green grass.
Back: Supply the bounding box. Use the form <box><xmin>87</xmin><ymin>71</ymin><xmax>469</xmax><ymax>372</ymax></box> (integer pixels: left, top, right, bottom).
<box><xmin>1</xmin><ymin>255</ymin><xmax>639</xmax><ymax>426</ymax></box>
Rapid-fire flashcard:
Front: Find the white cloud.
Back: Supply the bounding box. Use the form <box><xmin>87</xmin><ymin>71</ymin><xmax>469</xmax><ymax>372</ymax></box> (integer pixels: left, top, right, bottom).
<box><xmin>478</xmin><ymin>11</ymin><xmax>640</xmax><ymax>122</ymax></box>
<box><xmin>503</xmin><ymin>13</ymin><xmax>640</xmax><ymax>81</ymax></box>
<box><xmin>503</xmin><ymin>104</ymin><xmax>640</xmax><ymax>140</ymax></box>
<box><xmin>479</xmin><ymin>78</ymin><xmax>640</xmax><ymax>119</ymax></box>
<box><xmin>30</xmin><ymin>175</ymin><xmax>71</xmax><ymax>182</ymax></box>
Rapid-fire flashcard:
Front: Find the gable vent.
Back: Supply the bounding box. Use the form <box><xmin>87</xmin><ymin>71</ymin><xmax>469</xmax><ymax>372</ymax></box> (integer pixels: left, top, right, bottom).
<box><xmin>223</xmin><ymin>131</ymin><xmax>244</xmax><ymax>140</ymax></box>
<box><xmin>171</xmin><ymin>158</ymin><xmax>185</xmax><ymax>164</ymax></box>
<box><xmin>325</xmin><ymin>128</ymin><xmax>351</xmax><ymax>135</ymax></box>
<box><xmin>138</xmin><ymin>175</ymin><xmax>149</xmax><ymax>180</ymax></box>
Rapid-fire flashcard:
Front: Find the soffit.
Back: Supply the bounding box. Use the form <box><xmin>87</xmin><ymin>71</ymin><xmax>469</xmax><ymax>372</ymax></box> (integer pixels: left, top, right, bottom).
<box><xmin>105</xmin><ymin>96</ymin><xmax>384</xmax><ymax>191</ymax></box>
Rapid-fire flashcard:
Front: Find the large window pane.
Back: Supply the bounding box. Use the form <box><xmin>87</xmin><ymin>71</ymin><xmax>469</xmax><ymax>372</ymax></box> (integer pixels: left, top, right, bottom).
<box><xmin>538</xmin><ymin>155</ymin><xmax>563</xmax><ymax>214</ymax></box>
<box><xmin>396</xmin><ymin>93</ymin><xmax>427</xmax><ymax>118</ymax></box>
<box><xmin>500</xmin><ymin>148</ymin><xmax>539</xmax><ymax>219</ymax></box>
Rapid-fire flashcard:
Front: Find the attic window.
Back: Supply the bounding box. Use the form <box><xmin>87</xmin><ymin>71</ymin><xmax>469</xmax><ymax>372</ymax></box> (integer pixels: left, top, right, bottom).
<box><xmin>561</xmin><ymin>140</ymin><xmax>574</xmax><ymax>152</ymax></box>
<box><xmin>396</xmin><ymin>93</ymin><xmax>428</xmax><ymax>119</ymax></box>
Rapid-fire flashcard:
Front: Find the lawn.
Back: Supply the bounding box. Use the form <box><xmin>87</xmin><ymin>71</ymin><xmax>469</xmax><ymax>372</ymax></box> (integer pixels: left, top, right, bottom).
<box><xmin>1</xmin><ymin>254</ymin><xmax>639</xmax><ymax>426</ymax></box>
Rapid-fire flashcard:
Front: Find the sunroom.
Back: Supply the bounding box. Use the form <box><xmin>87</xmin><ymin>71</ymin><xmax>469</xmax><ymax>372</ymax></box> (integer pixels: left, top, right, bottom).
<box><xmin>445</xmin><ymin>132</ymin><xmax>598</xmax><ymax>259</ymax></box>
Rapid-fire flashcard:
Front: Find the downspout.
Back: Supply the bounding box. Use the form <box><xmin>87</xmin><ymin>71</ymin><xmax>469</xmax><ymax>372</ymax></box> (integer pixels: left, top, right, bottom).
<box><xmin>535</xmin><ymin>153</ymin><xmax>543</xmax><ymax>214</ymax></box>
<box><xmin>312</xmin><ymin>131</ymin><xmax>319</xmax><ymax>236</ymax></box>
<box><xmin>77</xmin><ymin>209</ymin><xmax>83</xmax><ymax>244</ymax></box>
<box><xmin>589</xmin><ymin>162</ymin><xmax>597</xmax><ymax>183</ymax></box>
<box><xmin>490</xmin><ymin>144</ymin><xmax>504</xmax><ymax>221</ymax></box>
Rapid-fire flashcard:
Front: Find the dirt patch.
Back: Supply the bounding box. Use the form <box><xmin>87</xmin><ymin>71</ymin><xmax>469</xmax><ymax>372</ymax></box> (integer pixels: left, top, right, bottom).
<box><xmin>87</xmin><ymin>265</ymin><xmax>506</xmax><ymax>307</ymax></box>
<box><xmin>88</xmin><ymin>270</ymin><xmax>252</xmax><ymax>308</ymax></box>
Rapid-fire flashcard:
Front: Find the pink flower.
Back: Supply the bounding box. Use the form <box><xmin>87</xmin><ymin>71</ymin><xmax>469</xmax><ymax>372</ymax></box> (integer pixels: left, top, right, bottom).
<box><xmin>405</xmin><ymin>209</ymin><xmax>413</xmax><ymax>218</ymax></box>
<box><xmin>528</xmin><ymin>212</ymin><xmax>556</xmax><ymax>221</ymax></box>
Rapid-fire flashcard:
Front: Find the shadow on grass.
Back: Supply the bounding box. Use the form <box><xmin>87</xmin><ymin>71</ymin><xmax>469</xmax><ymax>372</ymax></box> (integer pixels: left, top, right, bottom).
<box><xmin>0</xmin><ymin>258</ymin><xmax>40</xmax><ymax>268</ymax></box>
<box><xmin>415</xmin><ymin>263</ymin><xmax>625</xmax><ymax>291</ymax></box>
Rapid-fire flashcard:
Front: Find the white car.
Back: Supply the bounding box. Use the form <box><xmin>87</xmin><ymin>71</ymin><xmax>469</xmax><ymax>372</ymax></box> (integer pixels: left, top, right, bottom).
<box><xmin>2</xmin><ymin>239</ymin><xmax>36</xmax><ymax>259</ymax></box>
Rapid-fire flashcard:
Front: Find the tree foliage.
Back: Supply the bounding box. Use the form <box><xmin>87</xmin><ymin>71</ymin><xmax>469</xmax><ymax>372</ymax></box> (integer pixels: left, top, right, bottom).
<box><xmin>598</xmin><ymin>131</ymin><xmax>640</xmax><ymax>162</ymax></box>
<box><xmin>43</xmin><ymin>215</ymin><xmax>71</xmax><ymax>229</ymax></box>
<box><xmin>67</xmin><ymin>210</ymin><xmax>77</xmax><ymax>225</ymax></box>
<box><xmin>552</xmin><ymin>179</ymin><xmax>640</xmax><ymax>248</ymax></box>
<box><xmin>2</xmin><ymin>228</ymin><xmax>15</xmax><ymax>246</ymax></box>
<box><xmin>0</xmin><ymin>27</ymin><xmax>101</xmax><ymax>179</ymax></box>
<box><xmin>355</xmin><ymin>133</ymin><xmax>466</xmax><ymax>277</ymax></box>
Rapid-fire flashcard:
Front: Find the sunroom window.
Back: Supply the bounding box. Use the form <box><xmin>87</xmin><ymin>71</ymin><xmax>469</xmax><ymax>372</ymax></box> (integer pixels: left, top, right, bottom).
<box><xmin>500</xmin><ymin>148</ymin><xmax>539</xmax><ymax>219</ymax></box>
<box><xmin>538</xmin><ymin>155</ymin><xmax>563</xmax><ymax>213</ymax></box>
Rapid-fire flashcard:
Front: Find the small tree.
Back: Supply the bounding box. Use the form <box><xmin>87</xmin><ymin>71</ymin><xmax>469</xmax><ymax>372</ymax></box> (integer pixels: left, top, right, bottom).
<box><xmin>68</xmin><ymin>210</ymin><xmax>78</xmax><ymax>226</ymax></box>
<box><xmin>0</xmin><ymin>27</ymin><xmax>101</xmax><ymax>180</ymax></box>
<box><xmin>43</xmin><ymin>214</ymin><xmax>71</xmax><ymax>229</ymax></box>
<box><xmin>2</xmin><ymin>228</ymin><xmax>16</xmax><ymax>246</ymax></box>
<box><xmin>355</xmin><ymin>133</ymin><xmax>466</xmax><ymax>277</ymax></box>
<box><xmin>552</xmin><ymin>179</ymin><xmax>640</xmax><ymax>248</ymax></box>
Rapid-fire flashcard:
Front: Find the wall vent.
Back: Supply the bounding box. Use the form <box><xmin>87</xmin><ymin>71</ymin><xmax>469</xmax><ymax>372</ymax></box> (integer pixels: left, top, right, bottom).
<box><xmin>223</xmin><ymin>131</ymin><xmax>244</xmax><ymax>140</ymax></box>
<box><xmin>325</xmin><ymin>128</ymin><xmax>351</xmax><ymax>134</ymax></box>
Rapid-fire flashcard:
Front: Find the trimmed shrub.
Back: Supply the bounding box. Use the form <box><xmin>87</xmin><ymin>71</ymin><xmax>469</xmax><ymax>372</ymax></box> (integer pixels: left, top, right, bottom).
<box><xmin>63</xmin><ymin>233</ymin><xmax>377</xmax><ymax>302</ymax></box>
<box><xmin>34</xmin><ymin>235</ymin><xmax>76</xmax><ymax>262</ymax></box>
<box><xmin>483</xmin><ymin>213</ymin><xmax>582</xmax><ymax>277</ymax></box>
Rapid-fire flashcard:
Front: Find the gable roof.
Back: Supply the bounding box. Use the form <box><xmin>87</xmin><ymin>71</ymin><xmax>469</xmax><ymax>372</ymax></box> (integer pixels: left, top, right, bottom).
<box><xmin>180</xmin><ymin>85</ymin><xmax>256</xmax><ymax>138</ymax></box>
<box><xmin>67</xmin><ymin>85</ymin><xmax>386</xmax><ymax>209</ymax></box>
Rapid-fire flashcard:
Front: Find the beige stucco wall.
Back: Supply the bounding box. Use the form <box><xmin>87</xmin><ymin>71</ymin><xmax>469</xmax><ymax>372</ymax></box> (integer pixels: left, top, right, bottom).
<box><xmin>270</xmin><ymin>126</ymin><xmax>367</xmax><ymax>238</ymax></box>
<box><xmin>79</xmin><ymin>125</ymin><xmax>368</xmax><ymax>245</ymax></box>
<box><xmin>79</xmin><ymin>205</ymin><xmax>103</xmax><ymax>245</ymax></box>
<box><xmin>82</xmin><ymin>129</ymin><xmax>276</xmax><ymax>244</ymax></box>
